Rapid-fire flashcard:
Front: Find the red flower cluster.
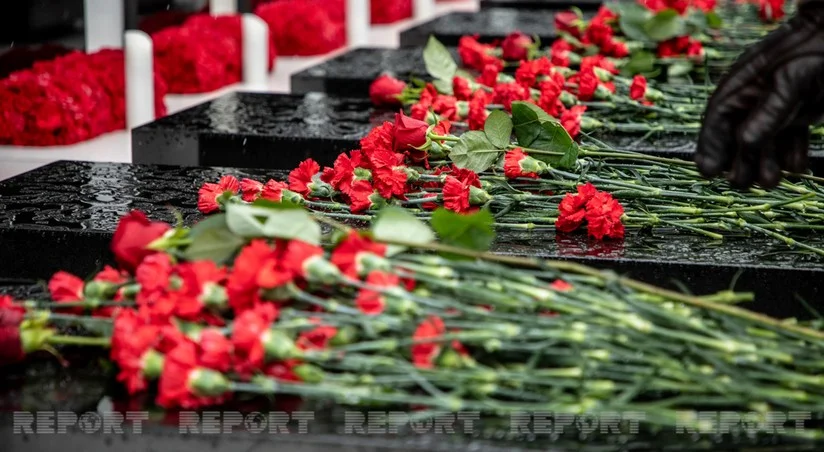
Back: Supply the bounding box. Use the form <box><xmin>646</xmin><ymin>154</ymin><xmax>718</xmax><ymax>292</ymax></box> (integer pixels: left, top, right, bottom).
<box><xmin>369</xmin><ymin>0</ymin><xmax>414</xmax><ymax>24</ymax></box>
<box><xmin>458</xmin><ymin>35</ymin><xmax>504</xmax><ymax>72</ymax></box>
<box><xmin>153</xmin><ymin>14</ymin><xmax>277</xmax><ymax>94</ymax></box>
<box><xmin>556</xmin><ymin>183</ymin><xmax>625</xmax><ymax>240</ymax></box>
<box><xmin>0</xmin><ymin>50</ymin><xmax>167</xmax><ymax>146</ymax></box>
<box><xmin>657</xmin><ymin>36</ymin><xmax>704</xmax><ymax>59</ymax></box>
<box><xmin>256</xmin><ymin>0</ymin><xmax>345</xmax><ymax>56</ymax></box>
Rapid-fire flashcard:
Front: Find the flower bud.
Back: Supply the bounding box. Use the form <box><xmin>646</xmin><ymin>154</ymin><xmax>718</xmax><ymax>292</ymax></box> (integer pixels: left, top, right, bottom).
<box><xmin>83</xmin><ymin>280</ymin><xmax>119</xmax><ymax>300</ymax></box>
<box><xmin>330</xmin><ymin>325</ymin><xmax>359</xmax><ymax>346</ymax></box>
<box><xmin>468</xmin><ymin>186</ymin><xmax>493</xmax><ymax>205</ymax></box>
<box><xmin>304</xmin><ymin>256</ymin><xmax>343</xmax><ymax>285</ymax></box>
<box><xmin>188</xmin><ymin>368</ymin><xmax>231</xmax><ymax>397</ymax></box>
<box><xmin>201</xmin><ymin>282</ymin><xmax>228</xmax><ymax>309</ymax></box>
<box><xmin>293</xmin><ymin>363</ymin><xmax>325</xmax><ymax>383</ymax></box>
<box><xmin>580</xmin><ymin>116</ymin><xmax>603</xmax><ymax>131</ymax></box>
<box><xmin>308</xmin><ymin>176</ymin><xmax>335</xmax><ymax>198</ymax></box>
<box><xmin>281</xmin><ymin>189</ymin><xmax>305</xmax><ymax>205</ymax></box>
<box><xmin>559</xmin><ymin>90</ymin><xmax>577</xmax><ymax>107</ymax></box>
<box><xmin>141</xmin><ymin>349</ymin><xmax>165</xmax><ymax>380</ymax></box>
<box><xmin>263</xmin><ymin>329</ymin><xmax>302</xmax><ymax>361</ymax></box>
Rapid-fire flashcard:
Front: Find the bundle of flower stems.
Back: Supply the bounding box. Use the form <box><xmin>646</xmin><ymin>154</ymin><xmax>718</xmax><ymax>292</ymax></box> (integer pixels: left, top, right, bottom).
<box><xmin>3</xmin><ymin>205</ymin><xmax>824</xmax><ymax>441</ymax></box>
<box><xmin>203</xmin><ymin>105</ymin><xmax>824</xmax><ymax>257</ymax></box>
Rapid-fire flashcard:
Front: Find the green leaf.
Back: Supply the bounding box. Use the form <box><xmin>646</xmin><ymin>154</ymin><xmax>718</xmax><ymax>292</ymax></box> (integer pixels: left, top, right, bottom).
<box><xmin>484</xmin><ymin>110</ymin><xmax>514</xmax><ymax>149</ymax></box>
<box><xmin>667</xmin><ymin>60</ymin><xmax>694</xmax><ymax>78</ymax></box>
<box><xmin>225</xmin><ymin>203</ymin><xmax>321</xmax><ymax>245</ymax></box>
<box><xmin>620</xmin><ymin>50</ymin><xmax>656</xmax><ymax>76</ymax></box>
<box><xmin>432</xmin><ymin>78</ymin><xmax>453</xmax><ymax>95</ymax></box>
<box><xmin>685</xmin><ymin>9</ymin><xmax>708</xmax><ymax>34</ymax></box>
<box><xmin>372</xmin><ymin>207</ymin><xmax>435</xmax><ymax>256</ymax></box>
<box><xmin>617</xmin><ymin>3</ymin><xmax>653</xmax><ymax>42</ymax></box>
<box><xmin>182</xmin><ymin>215</ymin><xmax>246</xmax><ymax>263</ymax></box>
<box><xmin>448</xmin><ymin>131</ymin><xmax>503</xmax><ymax>172</ymax></box>
<box><xmin>431</xmin><ymin>208</ymin><xmax>496</xmax><ymax>256</ymax></box>
<box><xmin>706</xmin><ymin>11</ymin><xmax>723</xmax><ymax>29</ymax></box>
<box><xmin>643</xmin><ymin>9</ymin><xmax>686</xmax><ymax>42</ymax></box>
<box><xmin>511</xmin><ymin>101</ymin><xmax>552</xmax><ymax>147</ymax></box>
<box><xmin>423</xmin><ymin>36</ymin><xmax>457</xmax><ymax>82</ymax></box>
<box><xmin>531</xmin><ymin>121</ymin><xmax>580</xmax><ymax>169</ymax></box>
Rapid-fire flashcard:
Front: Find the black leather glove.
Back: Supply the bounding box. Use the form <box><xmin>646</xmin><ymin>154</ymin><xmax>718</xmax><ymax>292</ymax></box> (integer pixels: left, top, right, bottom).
<box><xmin>696</xmin><ymin>1</ymin><xmax>824</xmax><ymax>188</ymax></box>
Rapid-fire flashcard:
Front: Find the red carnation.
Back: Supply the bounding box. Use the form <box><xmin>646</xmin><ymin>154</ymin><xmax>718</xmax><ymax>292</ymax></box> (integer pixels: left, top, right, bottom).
<box><xmin>296</xmin><ymin>324</ymin><xmax>338</xmax><ymax>351</ymax></box>
<box><xmin>360</xmin><ymin>122</ymin><xmax>396</xmax><ymax>160</ymax></box>
<box><xmin>255</xmin><ymin>0</ymin><xmax>344</xmax><ymax>56</ymax></box>
<box><xmin>157</xmin><ymin>340</ymin><xmax>231</xmax><ymax>409</ymax></box>
<box><xmin>577</xmin><ymin>68</ymin><xmax>599</xmax><ymax>102</ymax></box>
<box><xmin>550</xmin><ymin>280</ymin><xmax>573</xmax><ymax>292</ymax></box>
<box><xmin>503</xmin><ymin>148</ymin><xmax>544</xmax><ymax>179</ymax></box>
<box><xmin>432</xmin><ymin>95</ymin><xmax>459</xmax><ymax>121</ymax></box>
<box><xmin>452</xmin><ymin>76</ymin><xmax>473</xmax><ymax>101</ymax></box>
<box><xmin>281</xmin><ymin>239</ymin><xmax>324</xmax><ymax>280</ymax></box>
<box><xmin>477</xmin><ymin>63</ymin><xmax>500</xmax><ymax>87</ymax></box>
<box><xmin>501</xmin><ymin>32</ymin><xmax>533</xmax><ymax>61</ymax></box>
<box><xmin>240</xmin><ymin>178</ymin><xmax>264</xmax><ymax>202</ymax></box>
<box><xmin>198</xmin><ymin>328</ymin><xmax>233</xmax><ymax>373</ymax></box>
<box><xmin>584</xmin><ymin>19</ymin><xmax>613</xmax><ymax>48</ymax></box>
<box><xmin>538</xmin><ymin>77</ymin><xmax>564</xmax><ymax>117</ymax></box>
<box><xmin>231</xmin><ymin>302</ymin><xmax>279</xmax><ymax>377</ymax></box>
<box><xmin>370</xmin><ymin>74</ymin><xmax>407</xmax><ymax>107</ymax></box>
<box><xmin>555</xmin><ymin>182</ymin><xmax>598</xmax><ymax>233</ymax></box>
<box><xmin>227</xmin><ymin>240</ymin><xmax>277</xmax><ymax>313</ymax></box>
<box><xmin>0</xmin><ymin>295</ymin><xmax>25</xmax><ymax>315</ymax></box>
<box><xmin>561</xmin><ymin>105</ymin><xmax>587</xmax><ymax>138</ymax></box>
<box><xmin>630</xmin><ymin>75</ymin><xmax>648</xmax><ymax>102</ymax></box>
<box><xmin>111</xmin><ymin>309</ymin><xmax>167</xmax><ymax>394</ymax></box>
<box><xmin>330</xmin><ymin>231</ymin><xmax>387</xmax><ymax>279</ymax></box>
<box><xmin>457</xmin><ymin>35</ymin><xmax>502</xmax><ymax>72</ymax></box>
<box><xmin>289</xmin><ymin>159</ymin><xmax>321</xmax><ymax>197</ymax></box>
<box><xmin>581</xmin><ymin>55</ymin><xmax>618</xmax><ymax>75</ymax></box>
<box><xmin>48</xmin><ymin>271</ymin><xmax>85</xmax><ymax>304</ymax></box>
<box><xmin>348</xmin><ymin>180</ymin><xmax>381</xmax><ymax>213</ymax></box>
<box><xmin>111</xmin><ymin>211</ymin><xmax>172</xmax><ymax>272</ymax></box>
<box><xmin>555</xmin><ymin>11</ymin><xmax>583</xmax><ymax>37</ymax></box>
<box><xmin>443</xmin><ymin>176</ymin><xmax>473</xmax><ymax>213</ymax></box>
<box><xmin>492</xmin><ymin>82</ymin><xmax>531</xmax><ymax>111</ymax></box>
<box><xmin>514</xmin><ymin>57</ymin><xmax>551</xmax><ymax>88</ymax></box>
<box><xmin>550</xmin><ymin>39</ymin><xmax>573</xmax><ymax>67</ymax></box>
<box><xmin>467</xmin><ymin>90</ymin><xmax>490</xmax><ymax>131</ymax></box>
<box><xmin>411</xmin><ymin>316</ymin><xmax>446</xmax><ymax>369</ymax></box>
<box><xmin>585</xmin><ymin>192</ymin><xmax>625</xmax><ymax>240</ymax></box>
<box><xmin>261</xmin><ymin>180</ymin><xmax>290</xmax><ymax>202</ymax></box>
<box><xmin>198</xmin><ymin>175</ymin><xmax>240</xmax><ymax>214</ymax></box>
<box><xmin>355</xmin><ymin>270</ymin><xmax>400</xmax><ymax>315</ymax></box>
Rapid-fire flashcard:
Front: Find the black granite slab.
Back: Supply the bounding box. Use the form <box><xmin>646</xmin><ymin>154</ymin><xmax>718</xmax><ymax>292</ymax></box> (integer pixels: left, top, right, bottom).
<box><xmin>291</xmin><ymin>47</ymin><xmax>458</xmax><ymax>98</ymax></box>
<box><xmin>400</xmin><ymin>8</ymin><xmax>566</xmax><ymax>47</ymax></box>
<box><xmin>480</xmin><ymin>0</ymin><xmax>604</xmax><ymax>9</ymax></box>
<box><xmin>132</xmin><ymin>92</ymin><xmax>394</xmax><ymax>169</ymax></box>
<box><xmin>2</xmin><ymin>161</ymin><xmax>824</xmax><ymax>319</ymax></box>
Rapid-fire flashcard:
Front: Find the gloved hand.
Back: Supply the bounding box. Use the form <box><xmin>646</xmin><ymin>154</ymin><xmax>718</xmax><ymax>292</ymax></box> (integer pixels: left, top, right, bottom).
<box><xmin>695</xmin><ymin>1</ymin><xmax>824</xmax><ymax>188</ymax></box>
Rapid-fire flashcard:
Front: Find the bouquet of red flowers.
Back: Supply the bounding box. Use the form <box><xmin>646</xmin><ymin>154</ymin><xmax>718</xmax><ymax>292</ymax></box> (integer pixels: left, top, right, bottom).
<box><xmin>0</xmin><ymin>49</ymin><xmax>167</xmax><ymax>146</ymax></box>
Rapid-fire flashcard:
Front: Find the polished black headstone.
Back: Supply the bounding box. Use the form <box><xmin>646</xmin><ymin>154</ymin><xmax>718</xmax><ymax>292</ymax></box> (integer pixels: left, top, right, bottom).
<box><xmin>480</xmin><ymin>0</ymin><xmax>604</xmax><ymax>9</ymax></box>
<box><xmin>291</xmin><ymin>47</ymin><xmax>458</xmax><ymax>98</ymax></box>
<box><xmin>1</xmin><ymin>160</ymin><xmax>823</xmax><ymax>319</ymax></box>
<box><xmin>400</xmin><ymin>8</ymin><xmax>565</xmax><ymax>47</ymax></box>
<box><xmin>132</xmin><ymin>92</ymin><xmax>393</xmax><ymax>169</ymax></box>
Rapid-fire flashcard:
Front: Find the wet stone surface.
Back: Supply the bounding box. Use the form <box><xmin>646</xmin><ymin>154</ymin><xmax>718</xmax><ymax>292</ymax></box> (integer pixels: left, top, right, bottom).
<box><xmin>291</xmin><ymin>47</ymin><xmax>458</xmax><ymax>98</ymax></box>
<box><xmin>400</xmin><ymin>8</ymin><xmax>567</xmax><ymax>47</ymax></box>
<box><xmin>132</xmin><ymin>92</ymin><xmax>394</xmax><ymax>169</ymax></box>
<box><xmin>1</xmin><ymin>161</ymin><xmax>824</xmax><ymax>318</ymax></box>
<box><xmin>480</xmin><ymin>0</ymin><xmax>604</xmax><ymax>9</ymax></box>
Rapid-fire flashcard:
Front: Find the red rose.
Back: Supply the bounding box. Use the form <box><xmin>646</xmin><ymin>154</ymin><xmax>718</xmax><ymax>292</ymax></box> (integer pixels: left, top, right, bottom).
<box><xmin>554</xmin><ymin>11</ymin><xmax>582</xmax><ymax>37</ymax></box>
<box><xmin>457</xmin><ymin>35</ymin><xmax>503</xmax><ymax>72</ymax></box>
<box><xmin>369</xmin><ymin>74</ymin><xmax>407</xmax><ymax>107</ymax></box>
<box><xmin>501</xmin><ymin>32</ymin><xmax>533</xmax><ymax>61</ymax></box>
<box><xmin>393</xmin><ymin>113</ymin><xmax>429</xmax><ymax>153</ymax></box>
<box><xmin>111</xmin><ymin>211</ymin><xmax>172</xmax><ymax>273</ymax></box>
<box><xmin>630</xmin><ymin>75</ymin><xmax>648</xmax><ymax>101</ymax></box>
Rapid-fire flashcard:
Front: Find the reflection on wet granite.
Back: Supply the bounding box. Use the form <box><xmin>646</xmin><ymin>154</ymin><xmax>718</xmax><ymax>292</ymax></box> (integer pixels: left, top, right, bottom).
<box><xmin>480</xmin><ymin>0</ymin><xmax>603</xmax><ymax>9</ymax></box>
<box><xmin>400</xmin><ymin>8</ymin><xmax>567</xmax><ymax>47</ymax></box>
<box><xmin>291</xmin><ymin>47</ymin><xmax>459</xmax><ymax>98</ymax></box>
<box><xmin>1</xmin><ymin>160</ymin><xmax>823</xmax><ymax>318</ymax></box>
<box><xmin>132</xmin><ymin>92</ymin><xmax>394</xmax><ymax>169</ymax></box>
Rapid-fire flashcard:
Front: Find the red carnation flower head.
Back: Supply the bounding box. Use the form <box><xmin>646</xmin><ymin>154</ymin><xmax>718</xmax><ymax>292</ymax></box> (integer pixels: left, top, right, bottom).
<box><xmin>585</xmin><ymin>191</ymin><xmax>625</xmax><ymax>240</ymax></box>
<box><xmin>550</xmin><ymin>39</ymin><xmax>573</xmax><ymax>67</ymax></box>
<box><xmin>593</xmin><ymin>5</ymin><xmax>619</xmax><ymax>23</ymax></box>
<box><xmin>240</xmin><ymin>178</ymin><xmax>264</xmax><ymax>202</ymax></box>
<box><xmin>354</xmin><ymin>270</ymin><xmax>405</xmax><ymax>316</ymax></box>
<box><xmin>260</xmin><ymin>179</ymin><xmax>293</xmax><ymax>203</ymax></box>
<box><xmin>111</xmin><ymin>211</ymin><xmax>173</xmax><ymax>272</ymax></box>
<box><xmin>452</xmin><ymin>76</ymin><xmax>474</xmax><ymax>101</ymax></box>
<box><xmin>330</xmin><ymin>231</ymin><xmax>389</xmax><ymax>279</ymax></box>
<box><xmin>602</xmin><ymin>39</ymin><xmax>629</xmax><ymax>58</ymax></box>
<box><xmin>226</xmin><ymin>240</ymin><xmax>278</xmax><ymax>313</ymax></box>
<box><xmin>492</xmin><ymin>82</ymin><xmax>531</xmax><ymax>111</ymax></box>
<box><xmin>514</xmin><ymin>57</ymin><xmax>552</xmax><ymax>88</ymax></box>
<box><xmin>584</xmin><ymin>18</ymin><xmax>613</xmax><ymax>48</ymax></box>
<box><xmin>457</xmin><ymin>35</ymin><xmax>503</xmax><ymax>72</ymax></box>
<box><xmin>289</xmin><ymin>158</ymin><xmax>332</xmax><ymax>198</ymax></box>
<box><xmin>538</xmin><ymin>77</ymin><xmax>565</xmax><ymax>117</ymax></box>
<box><xmin>581</xmin><ymin>55</ymin><xmax>618</xmax><ymax>76</ymax></box>
<box><xmin>157</xmin><ymin>340</ymin><xmax>231</xmax><ymax>409</ymax></box>
<box><xmin>348</xmin><ymin>180</ymin><xmax>386</xmax><ymax>213</ymax></box>
<box><xmin>198</xmin><ymin>328</ymin><xmax>233</xmax><ymax>373</ymax></box>
<box><xmin>360</xmin><ymin>122</ymin><xmax>396</xmax><ymax>161</ymax></box>
<box><xmin>0</xmin><ymin>306</ymin><xmax>25</xmax><ymax>366</ymax></box>
<box><xmin>296</xmin><ymin>324</ymin><xmax>338</xmax><ymax>351</ymax></box>
<box><xmin>550</xmin><ymin>280</ymin><xmax>573</xmax><ymax>292</ymax></box>
<box><xmin>110</xmin><ymin>309</ymin><xmax>165</xmax><ymax>394</ymax></box>
<box><xmin>630</xmin><ymin>75</ymin><xmax>648</xmax><ymax>102</ymax></box>
<box><xmin>48</xmin><ymin>271</ymin><xmax>85</xmax><ymax>304</ymax></box>
<box><xmin>555</xmin><ymin>182</ymin><xmax>598</xmax><ymax>233</ymax></box>
<box><xmin>577</xmin><ymin>67</ymin><xmax>600</xmax><ymax>102</ymax></box>
<box><xmin>282</xmin><ymin>239</ymin><xmax>341</xmax><ymax>285</ymax></box>
<box><xmin>503</xmin><ymin>148</ymin><xmax>547</xmax><ymax>179</ymax></box>
<box><xmin>432</xmin><ymin>95</ymin><xmax>460</xmax><ymax>121</ymax></box>
<box><xmin>175</xmin><ymin>260</ymin><xmax>228</xmax><ymax>318</ymax></box>
<box><xmin>443</xmin><ymin>175</ymin><xmax>491</xmax><ymax>213</ymax></box>
<box><xmin>554</xmin><ymin>11</ymin><xmax>583</xmax><ymax>38</ymax></box>
<box><xmin>501</xmin><ymin>32</ymin><xmax>533</xmax><ymax>61</ymax></box>
<box><xmin>477</xmin><ymin>63</ymin><xmax>501</xmax><ymax>87</ymax></box>
<box><xmin>467</xmin><ymin>90</ymin><xmax>490</xmax><ymax>131</ymax></box>
<box><xmin>369</xmin><ymin>74</ymin><xmax>407</xmax><ymax>107</ymax></box>
<box><xmin>411</xmin><ymin>316</ymin><xmax>446</xmax><ymax>369</ymax></box>
<box><xmin>393</xmin><ymin>112</ymin><xmax>429</xmax><ymax>153</ymax></box>
<box><xmin>231</xmin><ymin>302</ymin><xmax>279</xmax><ymax>377</ymax></box>
<box><xmin>0</xmin><ymin>295</ymin><xmax>25</xmax><ymax>315</ymax></box>
<box><xmin>692</xmin><ymin>0</ymin><xmax>717</xmax><ymax>12</ymax></box>
<box><xmin>198</xmin><ymin>175</ymin><xmax>240</xmax><ymax>214</ymax></box>
<box><xmin>561</xmin><ymin>105</ymin><xmax>587</xmax><ymax>138</ymax></box>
